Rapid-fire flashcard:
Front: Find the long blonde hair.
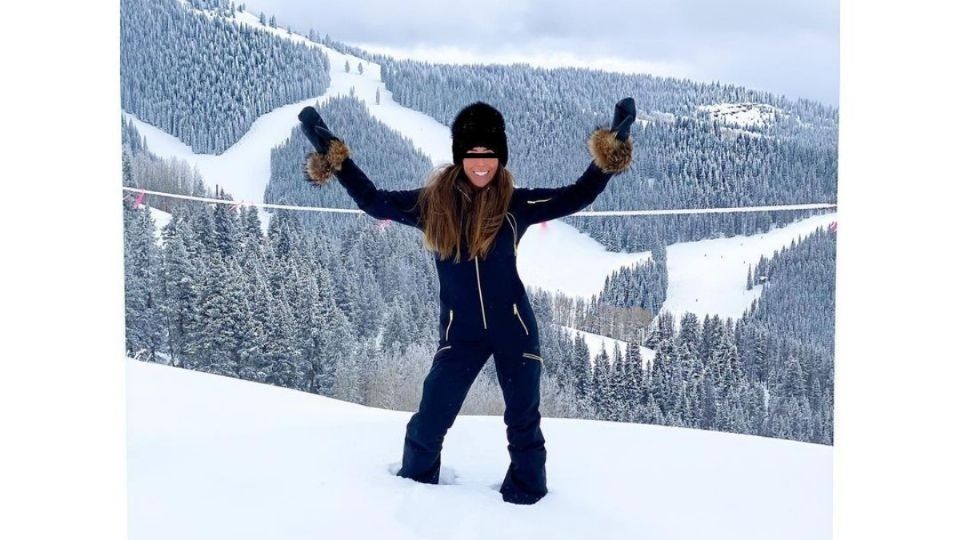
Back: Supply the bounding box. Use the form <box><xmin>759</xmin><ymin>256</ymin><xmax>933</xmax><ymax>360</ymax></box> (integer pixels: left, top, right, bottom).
<box><xmin>417</xmin><ymin>163</ymin><xmax>515</xmax><ymax>262</ymax></box>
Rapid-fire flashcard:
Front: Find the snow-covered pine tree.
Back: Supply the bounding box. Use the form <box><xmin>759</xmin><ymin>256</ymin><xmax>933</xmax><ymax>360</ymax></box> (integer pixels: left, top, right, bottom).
<box><xmin>160</xmin><ymin>229</ymin><xmax>201</xmax><ymax>367</ymax></box>
<box><xmin>124</xmin><ymin>205</ymin><xmax>167</xmax><ymax>362</ymax></box>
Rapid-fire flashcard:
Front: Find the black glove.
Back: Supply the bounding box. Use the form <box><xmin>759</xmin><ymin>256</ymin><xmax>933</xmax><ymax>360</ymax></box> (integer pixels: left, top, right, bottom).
<box><xmin>610</xmin><ymin>97</ymin><xmax>636</xmax><ymax>141</ymax></box>
<box><xmin>298</xmin><ymin>106</ymin><xmax>340</xmax><ymax>153</ymax></box>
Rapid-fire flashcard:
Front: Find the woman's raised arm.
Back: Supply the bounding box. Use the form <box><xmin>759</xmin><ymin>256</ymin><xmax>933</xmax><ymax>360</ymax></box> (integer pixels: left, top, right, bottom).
<box><xmin>513</xmin><ymin>158</ymin><xmax>613</xmax><ymax>225</ymax></box>
<box><xmin>513</xmin><ymin>115</ymin><xmax>634</xmax><ymax>225</ymax></box>
<box><xmin>300</xmin><ymin>106</ymin><xmax>423</xmax><ymax>230</ymax></box>
<box><xmin>327</xmin><ymin>153</ymin><xmax>423</xmax><ymax>229</ymax></box>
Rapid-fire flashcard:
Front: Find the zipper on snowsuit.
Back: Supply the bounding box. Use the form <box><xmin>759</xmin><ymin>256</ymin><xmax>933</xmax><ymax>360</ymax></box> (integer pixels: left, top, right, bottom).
<box><xmin>446</xmin><ymin>309</ymin><xmax>454</xmax><ymax>340</ymax></box>
<box><xmin>522</xmin><ymin>352</ymin><xmax>544</xmax><ymax>363</ymax></box>
<box><xmin>475</xmin><ymin>257</ymin><xmax>487</xmax><ymax>329</ymax></box>
<box><xmin>513</xmin><ymin>303</ymin><xmax>529</xmax><ymax>335</ymax></box>
<box><xmin>505</xmin><ymin>212</ymin><xmax>518</xmax><ymax>256</ymax></box>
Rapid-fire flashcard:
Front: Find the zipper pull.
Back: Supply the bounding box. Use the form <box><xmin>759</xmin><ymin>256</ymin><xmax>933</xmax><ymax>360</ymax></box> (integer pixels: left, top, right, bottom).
<box><xmin>513</xmin><ymin>303</ymin><xmax>530</xmax><ymax>335</ymax></box>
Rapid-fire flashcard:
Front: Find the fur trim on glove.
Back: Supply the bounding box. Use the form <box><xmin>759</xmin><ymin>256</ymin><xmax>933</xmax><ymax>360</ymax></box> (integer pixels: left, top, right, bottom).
<box><xmin>588</xmin><ymin>128</ymin><xmax>633</xmax><ymax>174</ymax></box>
<box><xmin>305</xmin><ymin>139</ymin><xmax>351</xmax><ymax>186</ymax></box>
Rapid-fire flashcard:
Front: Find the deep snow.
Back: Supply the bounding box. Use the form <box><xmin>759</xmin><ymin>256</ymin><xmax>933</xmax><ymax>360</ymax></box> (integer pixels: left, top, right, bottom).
<box><xmin>126</xmin><ymin>358</ymin><xmax>831</xmax><ymax>540</ymax></box>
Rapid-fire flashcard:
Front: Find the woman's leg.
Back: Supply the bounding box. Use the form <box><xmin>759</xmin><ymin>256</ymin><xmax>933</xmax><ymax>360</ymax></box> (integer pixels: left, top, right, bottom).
<box><xmin>492</xmin><ymin>350</ymin><xmax>548</xmax><ymax>504</ymax></box>
<box><xmin>397</xmin><ymin>340</ymin><xmax>490</xmax><ymax>484</ymax></box>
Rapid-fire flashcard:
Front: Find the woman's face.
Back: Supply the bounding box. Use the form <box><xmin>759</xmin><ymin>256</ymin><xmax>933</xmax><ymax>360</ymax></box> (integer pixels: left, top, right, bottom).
<box><xmin>462</xmin><ymin>146</ymin><xmax>499</xmax><ymax>189</ymax></box>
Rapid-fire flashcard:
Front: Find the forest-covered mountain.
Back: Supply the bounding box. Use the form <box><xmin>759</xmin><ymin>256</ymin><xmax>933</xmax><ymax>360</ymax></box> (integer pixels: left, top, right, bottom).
<box><xmin>120</xmin><ymin>0</ymin><xmax>330</xmax><ymax>154</ymax></box>
<box><xmin>320</xmin><ymin>38</ymin><xmax>837</xmax><ymax>254</ymax></box>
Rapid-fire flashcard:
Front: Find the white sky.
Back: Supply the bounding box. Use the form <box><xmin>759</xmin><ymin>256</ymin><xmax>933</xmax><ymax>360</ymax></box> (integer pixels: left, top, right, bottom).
<box><xmin>239</xmin><ymin>0</ymin><xmax>839</xmax><ymax>106</ymax></box>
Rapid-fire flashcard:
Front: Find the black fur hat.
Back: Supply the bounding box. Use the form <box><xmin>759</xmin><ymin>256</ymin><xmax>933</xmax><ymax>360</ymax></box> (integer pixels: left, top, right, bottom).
<box><xmin>451</xmin><ymin>102</ymin><xmax>508</xmax><ymax>166</ymax></box>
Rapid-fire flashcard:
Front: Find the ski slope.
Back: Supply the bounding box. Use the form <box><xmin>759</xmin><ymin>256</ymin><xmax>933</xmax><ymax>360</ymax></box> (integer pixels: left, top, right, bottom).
<box><xmin>516</xmin><ymin>210</ymin><xmax>837</xmax><ymax>325</ymax></box>
<box><xmin>517</xmin><ymin>219</ymin><xmax>650</xmax><ymax>299</ymax></box>
<box><xmin>660</xmin><ymin>212</ymin><xmax>837</xmax><ymax>325</ymax></box>
<box><xmin>126</xmin><ymin>358</ymin><xmax>831</xmax><ymax>540</ymax></box>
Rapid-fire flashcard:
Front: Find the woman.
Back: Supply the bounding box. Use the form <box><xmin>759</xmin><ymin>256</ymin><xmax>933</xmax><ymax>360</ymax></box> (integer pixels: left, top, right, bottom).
<box><xmin>298</xmin><ymin>99</ymin><xmax>634</xmax><ymax>505</ymax></box>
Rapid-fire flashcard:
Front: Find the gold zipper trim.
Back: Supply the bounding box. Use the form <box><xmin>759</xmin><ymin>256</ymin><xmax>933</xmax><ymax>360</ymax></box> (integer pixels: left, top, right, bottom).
<box><xmin>505</xmin><ymin>212</ymin><xmax>518</xmax><ymax>255</ymax></box>
<box><xmin>446</xmin><ymin>309</ymin><xmax>454</xmax><ymax>341</ymax></box>
<box><xmin>513</xmin><ymin>303</ymin><xmax>529</xmax><ymax>335</ymax></box>
<box><xmin>522</xmin><ymin>352</ymin><xmax>544</xmax><ymax>362</ymax></box>
<box><xmin>475</xmin><ymin>257</ymin><xmax>487</xmax><ymax>329</ymax></box>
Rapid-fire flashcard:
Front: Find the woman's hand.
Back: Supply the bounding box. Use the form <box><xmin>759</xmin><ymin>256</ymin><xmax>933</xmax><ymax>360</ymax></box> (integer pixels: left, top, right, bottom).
<box><xmin>584</xmin><ymin>98</ymin><xmax>635</xmax><ymax>174</ymax></box>
<box><xmin>299</xmin><ymin>106</ymin><xmax>350</xmax><ymax>186</ymax></box>
<box><xmin>298</xmin><ymin>106</ymin><xmax>340</xmax><ymax>153</ymax></box>
<box><xmin>610</xmin><ymin>97</ymin><xmax>636</xmax><ymax>141</ymax></box>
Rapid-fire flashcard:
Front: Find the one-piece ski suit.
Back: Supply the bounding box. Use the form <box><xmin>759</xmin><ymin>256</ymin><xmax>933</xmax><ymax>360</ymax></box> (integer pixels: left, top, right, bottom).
<box><xmin>334</xmin><ymin>156</ymin><xmax>614</xmax><ymax>505</ymax></box>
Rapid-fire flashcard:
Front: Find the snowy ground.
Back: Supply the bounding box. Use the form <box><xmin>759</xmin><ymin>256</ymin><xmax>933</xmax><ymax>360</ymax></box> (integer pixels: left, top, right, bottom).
<box><xmin>126</xmin><ymin>358</ymin><xmax>831</xmax><ymax>540</ymax></box>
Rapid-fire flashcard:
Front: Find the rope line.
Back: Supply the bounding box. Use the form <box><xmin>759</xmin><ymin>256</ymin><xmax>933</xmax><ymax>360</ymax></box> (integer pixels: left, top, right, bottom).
<box><xmin>121</xmin><ymin>186</ymin><xmax>837</xmax><ymax>216</ymax></box>
<box><xmin>577</xmin><ymin>203</ymin><xmax>836</xmax><ymax>216</ymax></box>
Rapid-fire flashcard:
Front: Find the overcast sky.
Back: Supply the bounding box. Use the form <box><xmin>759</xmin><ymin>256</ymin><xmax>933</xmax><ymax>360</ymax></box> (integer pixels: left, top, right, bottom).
<box><xmin>240</xmin><ymin>0</ymin><xmax>838</xmax><ymax>106</ymax></box>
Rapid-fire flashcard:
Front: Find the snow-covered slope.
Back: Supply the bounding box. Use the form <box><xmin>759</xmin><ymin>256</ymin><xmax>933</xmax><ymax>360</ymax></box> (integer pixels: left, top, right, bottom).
<box><xmin>516</xmin><ymin>210</ymin><xmax>837</xmax><ymax>327</ymax></box>
<box><xmin>518</xmin><ymin>219</ymin><xmax>650</xmax><ymax>299</ymax></box>
<box><xmin>126</xmin><ymin>358</ymin><xmax>831</xmax><ymax>540</ymax></box>
<box><xmin>660</xmin><ymin>212</ymin><xmax>836</xmax><ymax>324</ymax></box>
<box><xmin>697</xmin><ymin>102</ymin><xmax>783</xmax><ymax>128</ymax></box>
<box><xmin>556</xmin><ymin>325</ymin><xmax>657</xmax><ymax>367</ymax></box>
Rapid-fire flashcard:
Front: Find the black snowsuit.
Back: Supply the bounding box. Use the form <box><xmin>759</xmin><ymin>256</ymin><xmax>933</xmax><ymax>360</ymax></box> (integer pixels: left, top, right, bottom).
<box><xmin>334</xmin><ymin>157</ymin><xmax>613</xmax><ymax>505</ymax></box>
